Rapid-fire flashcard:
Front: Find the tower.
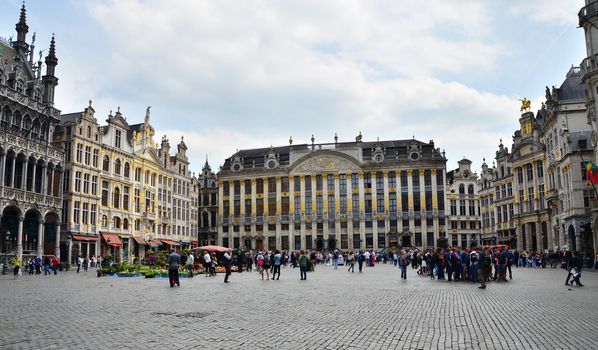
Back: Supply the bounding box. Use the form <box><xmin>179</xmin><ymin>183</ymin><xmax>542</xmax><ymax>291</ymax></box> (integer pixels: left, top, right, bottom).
<box><xmin>42</xmin><ymin>35</ymin><xmax>58</xmax><ymax>105</ymax></box>
<box><xmin>580</xmin><ymin>1</ymin><xmax>598</xmax><ymax>164</ymax></box>
<box><xmin>13</xmin><ymin>3</ymin><xmax>29</xmax><ymax>55</ymax></box>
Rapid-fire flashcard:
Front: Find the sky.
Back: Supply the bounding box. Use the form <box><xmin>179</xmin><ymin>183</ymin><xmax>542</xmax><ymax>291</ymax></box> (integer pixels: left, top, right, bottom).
<box><xmin>0</xmin><ymin>0</ymin><xmax>588</xmax><ymax>175</ymax></box>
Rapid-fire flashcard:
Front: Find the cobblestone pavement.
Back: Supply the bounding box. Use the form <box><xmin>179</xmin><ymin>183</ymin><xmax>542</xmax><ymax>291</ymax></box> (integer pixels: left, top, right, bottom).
<box><xmin>1</xmin><ymin>264</ymin><xmax>598</xmax><ymax>350</ymax></box>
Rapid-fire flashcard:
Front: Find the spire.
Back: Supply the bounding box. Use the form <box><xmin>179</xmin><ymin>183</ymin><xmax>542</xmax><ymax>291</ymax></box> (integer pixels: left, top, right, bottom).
<box><xmin>145</xmin><ymin>106</ymin><xmax>151</xmax><ymax>124</ymax></box>
<box><xmin>42</xmin><ymin>34</ymin><xmax>59</xmax><ymax>105</ymax></box>
<box><xmin>14</xmin><ymin>2</ymin><xmax>29</xmax><ymax>52</ymax></box>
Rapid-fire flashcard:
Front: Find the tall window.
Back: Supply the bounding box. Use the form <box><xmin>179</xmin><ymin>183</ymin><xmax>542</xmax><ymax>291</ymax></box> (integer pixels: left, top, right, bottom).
<box><xmin>327</xmin><ymin>175</ymin><xmax>335</xmax><ymax>191</ymax></box>
<box><xmin>65</xmin><ymin>143</ymin><xmax>71</xmax><ymax>163</ymax></box>
<box><xmin>84</xmin><ymin>146</ymin><xmax>91</xmax><ymax>165</ymax></box>
<box><xmin>74</xmin><ymin>201</ymin><xmax>80</xmax><ymax>223</ymax></box>
<box><xmin>293</xmin><ymin>176</ymin><xmax>300</xmax><ymax>192</ymax></box>
<box><xmin>101</xmin><ymin>181</ymin><xmax>109</xmax><ymax>206</ymax></box>
<box><xmin>92</xmin><ymin>149</ymin><xmax>99</xmax><ymax>168</ymax></box>
<box><xmin>123</xmin><ymin>186</ymin><xmax>130</xmax><ymax>211</ymax></box>
<box><xmin>352</xmin><ymin>194</ymin><xmax>359</xmax><ymax>214</ymax></box>
<box><xmin>364</xmin><ymin>173</ymin><xmax>372</xmax><ymax>189</ymax></box>
<box><xmin>339</xmin><ymin>174</ymin><xmax>347</xmax><ymax>192</ymax></box>
<box><xmin>388</xmin><ymin>171</ymin><xmax>396</xmax><ymax>188</ymax></box>
<box><xmin>389</xmin><ymin>193</ymin><xmax>397</xmax><ymax>212</ymax></box>
<box><xmin>91</xmin><ymin>176</ymin><xmax>98</xmax><ymax>195</ymax></box>
<box><xmin>328</xmin><ymin>195</ymin><xmax>335</xmax><ymax>214</ymax></box>
<box><xmin>74</xmin><ymin>171</ymin><xmax>82</xmax><ymax>192</ymax></box>
<box><xmin>526</xmin><ymin>164</ymin><xmax>533</xmax><ymax>181</ymax></box>
<box><xmin>82</xmin><ymin>203</ymin><xmax>89</xmax><ymax>224</ymax></box>
<box><xmin>114</xmin><ymin>159</ymin><xmax>121</xmax><ymax>175</ymax></box>
<box><xmin>115</xmin><ymin>130</ymin><xmax>122</xmax><ymax>148</ymax></box>
<box><xmin>90</xmin><ymin>204</ymin><xmax>97</xmax><ymax>226</ymax></box>
<box><xmin>83</xmin><ymin>174</ymin><xmax>90</xmax><ymax>194</ymax></box>
<box><xmin>76</xmin><ymin>143</ymin><xmax>83</xmax><ymax>163</ymax></box>
<box><xmin>351</xmin><ymin>173</ymin><xmax>358</xmax><ymax>190</ymax></box>
<box><xmin>124</xmin><ymin>162</ymin><xmax>130</xmax><ymax>178</ymax></box>
<box><xmin>536</xmin><ymin>161</ymin><xmax>544</xmax><ymax>178</ymax></box>
<box><xmin>340</xmin><ymin>195</ymin><xmax>347</xmax><ymax>213</ymax></box>
<box><xmin>103</xmin><ymin>155</ymin><xmax>110</xmax><ymax>172</ymax></box>
<box><xmin>113</xmin><ymin>187</ymin><xmax>120</xmax><ymax>209</ymax></box>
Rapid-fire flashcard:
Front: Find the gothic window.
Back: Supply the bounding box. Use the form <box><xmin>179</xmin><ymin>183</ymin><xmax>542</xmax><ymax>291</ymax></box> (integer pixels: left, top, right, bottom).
<box><xmin>103</xmin><ymin>155</ymin><xmax>110</xmax><ymax>172</ymax></box>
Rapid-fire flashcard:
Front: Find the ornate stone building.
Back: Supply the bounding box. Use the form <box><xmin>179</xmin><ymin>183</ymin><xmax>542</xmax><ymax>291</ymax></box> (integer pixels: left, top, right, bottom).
<box><xmin>217</xmin><ymin>136</ymin><xmax>448</xmax><ymax>252</ymax></box>
<box><xmin>541</xmin><ymin>67</ymin><xmax>593</xmax><ymax>256</ymax></box>
<box><xmin>579</xmin><ymin>0</ymin><xmax>598</xmax><ymax>266</ymax></box>
<box><xmin>0</xmin><ymin>5</ymin><xmax>64</xmax><ymax>263</ymax></box>
<box><xmin>478</xmin><ymin>142</ymin><xmax>515</xmax><ymax>247</ymax></box>
<box><xmin>55</xmin><ymin>103</ymin><xmax>198</xmax><ymax>263</ymax></box>
<box><xmin>446</xmin><ymin>159</ymin><xmax>480</xmax><ymax>248</ymax></box>
<box><xmin>198</xmin><ymin>159</ymin><xmax>218</xmax><ymax>246</ymax></box>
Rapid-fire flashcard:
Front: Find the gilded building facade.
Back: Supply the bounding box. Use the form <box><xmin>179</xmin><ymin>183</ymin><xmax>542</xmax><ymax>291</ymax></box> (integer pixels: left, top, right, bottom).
<box><xmin>478</xmin><ymin>142</ymin><xmax>515</xmax><ymax>247</ymax></box>
<box><xmin>446</xmin><ymin>159</ymin><xmax>481</xmax><ymax>248</ymax></box>
<box><xmin>0</xmin><ymin>5</ymin><xmax>64</xmax><ymax>263</ymax></box>
<box><xmin>217</xmin><ymin>136</ymin><xmax>448</xmax><ymax>252</ymax></box>
<box><xmin>55</xmin><ymin>103</ymin><xmax>198</xmax><ymax>263</ymax></box>
<box><xmin>198</xmin><ymin>159</ymin><xmax>218</xmax><ymax>246</ymax></box>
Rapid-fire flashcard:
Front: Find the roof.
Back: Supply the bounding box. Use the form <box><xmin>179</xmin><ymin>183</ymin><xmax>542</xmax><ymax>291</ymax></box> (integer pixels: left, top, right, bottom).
<box><xmin>556</xmin><ymin>67</ymin><xmax>584</xmax><ymax>101</ymax></box>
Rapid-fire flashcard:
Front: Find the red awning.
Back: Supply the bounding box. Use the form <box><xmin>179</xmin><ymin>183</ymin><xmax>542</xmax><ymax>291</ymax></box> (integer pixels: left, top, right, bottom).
<box><xmin>101</xmin><ymin>232</ymin><xmax>123</xmax><ymax>247</ymax></box>
<box><xmin>132</xmin><ymin>236</ymin><xmax>146</xmax><ymax>245</ymax></box>
<box><xmin>72</xmin><ymin>235</ymin><xmax>99</xmax><ymax>242</ymax></box>
<box><xmin>160</xmin><ymin>239</ymin><xmax>181</xmax><ymax>246</ymax></box>
<box><xmin>147</xmin><ymin>240</ymin><xmax>162</xmax><ymax>248</ymax></box>
<box><xmin>191</xmin><ymin>241</ymin><xmax>199</xmax><ymax>246</ymax></box>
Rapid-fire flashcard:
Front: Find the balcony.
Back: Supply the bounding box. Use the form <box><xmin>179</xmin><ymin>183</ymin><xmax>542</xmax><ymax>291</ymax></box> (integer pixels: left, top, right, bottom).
<box><xmin>0</xmin><ymin>187</ymin><xmax>62</xmax><ymax>209</ymax></box>
<box><xmin>581</xmin><ymin>55</ymin><xmax>598</xmax><ymax>81</ymax></box>
<box><xmin>579</xmin><ymin>2</ymin><xmax>598</xmax><ymax>27</ymax></box>
<box><xmin>143</xmin><ymin>211</ymin><xmax>156</xmax><ymax>220</ymax></box>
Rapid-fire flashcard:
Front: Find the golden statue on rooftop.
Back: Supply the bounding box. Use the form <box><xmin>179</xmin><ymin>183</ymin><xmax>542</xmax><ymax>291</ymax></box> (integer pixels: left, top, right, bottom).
<box><xmin>519</xmin><ymin>98</ymin><xmax>531</xmax><ymax>112</ymax></box>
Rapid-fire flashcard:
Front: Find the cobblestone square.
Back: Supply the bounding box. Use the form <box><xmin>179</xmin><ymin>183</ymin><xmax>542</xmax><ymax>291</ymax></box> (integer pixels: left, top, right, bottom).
<box><xmin>1</xmin><ymin>264</ymin><xmax>598</xmax><ymax>349</ymax></box>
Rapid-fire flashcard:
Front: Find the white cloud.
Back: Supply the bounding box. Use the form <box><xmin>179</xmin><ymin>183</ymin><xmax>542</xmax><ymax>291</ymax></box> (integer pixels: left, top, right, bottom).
<box><xmin>50</xmin><ymin>0</ymin><xmax>546</xmax><ymax>171</ymax></box>
<box><xmin>510</xmin><ymin>0</ymin><xmax>584</xmax><ymax>26</ymax></box>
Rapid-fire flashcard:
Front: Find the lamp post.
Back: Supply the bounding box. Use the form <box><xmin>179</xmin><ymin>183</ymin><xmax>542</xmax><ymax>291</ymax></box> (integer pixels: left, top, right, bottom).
<box><xmin>2</xmin><ymin>231</ymin><xmax>9</xmax><ymax>275</ymax></box>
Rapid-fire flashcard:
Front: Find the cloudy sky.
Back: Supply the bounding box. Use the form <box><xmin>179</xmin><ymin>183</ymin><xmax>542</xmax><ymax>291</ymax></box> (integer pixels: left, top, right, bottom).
<box><xmin>0</xmin><ymin>0</ymin><xmax>587</xmax><ymax>174</ymax></box>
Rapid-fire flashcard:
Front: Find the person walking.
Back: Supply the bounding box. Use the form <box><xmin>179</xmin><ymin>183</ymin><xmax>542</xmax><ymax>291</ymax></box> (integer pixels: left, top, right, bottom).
<box><xmin>261</xmin><ymin>252</ymin><xmax>271</xmax><ymax>280</ymax></box>
<box><xmin>347</xmin><ymin>251</ymin><xmax>355</xmax><ymax>273</ymax></box>
<box><xmin>399</xmin><ymin>251</ymin><xmax>408</xmax><ymax>280</ymax></box>
<box><xmin>28</xmin><ymin>258</ymin><xmax>34</xmax><ymax>275</ymax></box>
<box><xmin>76</xmin><ymin>256</ymin><xmax>82</xmax><ymax>273</ymax></box>
<box><xmin>272</xmin><ymin>250</ymin><xmax>282</xmax><ymax>280</ymax></box>
<box><xmin>203</xmin><ymin>251</ymin><xmax>212</xmax><ymax>276</ymax></box>
<box><xmin>43</xmin><ymin>256</ymin><xmax>51</xmax><ymax>275</ymax></box>
<box><xmin>299</xmin><ymin>250</ymin><xmax>308</xmax><ymax>280</ymax></box>
<box><xmin>167</xmin><ymin>249</ymin><xmax>181</xmax><ymax>288</ymax></box>
<box><xmin>83</xmin><ymin>256</ymin><xmax>89</xmax><ymax>272</ymax></box>
<box><xmin>223</xmin><ymin>249</ymin><xmax>232</xmax><ymax>283</ymax></box>
<box><xmin>186</xmin><ymin>252</ymin><xmax>195</xmax><ymax>278</ymax></box>
<box><xmin>566</xmin><ymin>251</ymin><xmax>584</xmax><ymax>287</ymax></box>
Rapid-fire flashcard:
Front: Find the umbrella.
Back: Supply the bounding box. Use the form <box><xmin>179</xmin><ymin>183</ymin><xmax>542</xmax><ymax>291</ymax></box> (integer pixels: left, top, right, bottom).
<box><xmin>192</xmin><ymin>245</ymin><xmax>229</xmax><ymax>253</ymax></box>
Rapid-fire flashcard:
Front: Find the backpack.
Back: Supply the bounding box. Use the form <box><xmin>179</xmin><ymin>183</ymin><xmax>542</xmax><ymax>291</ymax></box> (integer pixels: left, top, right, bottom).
<box><xmin>483</xmin><ymin>254</ymin><xmax>491</xmax><ymax>267</ymax></box>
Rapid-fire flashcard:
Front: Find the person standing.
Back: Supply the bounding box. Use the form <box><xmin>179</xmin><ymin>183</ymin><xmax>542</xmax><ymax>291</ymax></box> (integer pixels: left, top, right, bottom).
<box><xmin>399</xmin><ymin>251</ymin><xmax>408</xmax><ymax>280</ymax></box>
<box><xmin>272</xmin><ymin>250</ymin><xmax>282</xmax><ymax>280</ymax></box>
<box><xmin>203</xmin><ymin>251</ymin><xmax>212</xmax><ymax>276</ymax></box>
<box><xmin>10</xmin><ymin>255</ymin><xmax>21</xmax><ymax>279</ymax></box>
<box><xmin>76</xmin><ymin>256</ymin><xmax>82</xmax><ymax>273</ymax></box>
<box><xmin>167</xmin><ymin>249</ymin><xmax>181</xmax><ymax>288</ymax></box>
<box><xmin>186</xmin><ymin>253</ymin><xmax>195</xmax><ymax>278</ymax></box>
<box><xmin>43</xmin><ymin>256</ymin><xmax>51</xmax><ymax>276</ymax></box>
<box><xmin>51</xmin><ymin>255</ymin><xmax>60</xmax><ymax>275</ymax></box>
<box><xmin>299</xmin><ymin>250</ymin><xmax>308</xmax><ymax>280</ymax></box>
<box><xmin>332</xmin><ymin>250</ymin><xmax>339</xmax><ymax>270</ymax></box>
<box><xmin>347</xmin><ymin>251</ymin><xmax>355</xmax><ymax>273</ymax></box>
<box><xmin>478</xmin><ymin>247</ymin><xmax>491</xmax><ymax>289</ymax></box>
<box><xmin>357</xmin><ymin>250</ymin><xmax>365</xmax><ymax>273</ymax></box>
<box><xmin>364</xmin><ymin>250</ymin><xmax>371</xmax><ymax>267</ymax></box>
<box><xmin>223</xmin><ymin>249</ymin><xmax>232</xmax><ymax>283</ymax></box>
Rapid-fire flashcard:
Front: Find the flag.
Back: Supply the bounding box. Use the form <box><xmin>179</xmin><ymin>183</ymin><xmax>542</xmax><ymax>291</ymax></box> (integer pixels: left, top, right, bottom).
<box><xmin>585</xmin><ymin>161</ymin><xmax>598</xmax><ymax>185</ymax></box>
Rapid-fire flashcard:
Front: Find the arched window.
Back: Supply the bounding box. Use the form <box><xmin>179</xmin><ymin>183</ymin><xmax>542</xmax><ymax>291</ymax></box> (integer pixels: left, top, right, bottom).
<box><xmin>31</xmin><ymin>120</ymin><xmax>40</xmax><ymax>139</ymax></box>
<box><xmin>113</xmin><ymin>187</ymin><xmax>120</xmax><ymax>209</ymax></box>
<box><xmin>458</xmin><ymin>184</ymin><xmax>465</xmax><ymax>194</ymax></box>
<box><xmin>114</xmin><ymin>159</ymin><xmax>121</xmax><ymax>175</ymax></box>
<box><xmin>40</xmin><ymin>123</ymin><xmax>47</xmax><ymax>141</ymax></box>
<box><xmin>114</xmin><ymin>217</ymin><xmax>121</xmax><ymax>229</ymax></box>
<box><xmin>124</xmin><ymin>162</ymin><xmax>130</xmax><ymax>178</ymax></box>
<box><xmin>123</xmin><ymin>218</ymin><xmax>129</xmax><ymax>230</ymax></box>
<box><xmin>468</xmin><ymin>184</ymin><xmax>474</xmax><ymax>194</ymax></box>
<box><xmin>103</xmin><ymin>155</ymin><xmax>110</xmax><ymax>172</ymax></box>
<box><xmin>12</xmin><ymin>111</ymin><xmax>22</xmax><ymax>131</ymax></box>
<box><xmin>1</xmin><ymin>107</ymin><xmax>11</xmax><ymax>128</ymax></box>
<box><xmin>87</xmin><ymin>126</ymin><xmax>91</xmax><ymax>138</ymax></box>
<box><xmin>101</xmin><ymin>215</ymin><xmax>108</xmax><ymax>228</ymax></box>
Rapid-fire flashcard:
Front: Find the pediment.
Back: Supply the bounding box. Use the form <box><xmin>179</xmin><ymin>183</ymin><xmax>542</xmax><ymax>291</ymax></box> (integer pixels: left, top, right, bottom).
<box><xmin>139</xmin><ymin>148</ymin><xmax>162</xmax><ymax>166</ymax></box>
<box><xmin>290</xmin><ymin>151</ymin><xmax>361</xmax><ymax>175</ymax></box>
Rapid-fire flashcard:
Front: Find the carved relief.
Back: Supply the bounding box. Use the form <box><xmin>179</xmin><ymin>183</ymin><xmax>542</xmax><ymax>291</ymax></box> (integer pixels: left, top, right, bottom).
<box><xmin>292</xmin><ymin>155</ymin><xmax>360</xmax><ymax>174</ymax></box>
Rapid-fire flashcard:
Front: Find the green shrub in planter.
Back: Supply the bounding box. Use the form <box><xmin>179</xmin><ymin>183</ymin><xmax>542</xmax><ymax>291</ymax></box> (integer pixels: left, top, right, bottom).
<box><xmin>145</xmin><ymin>271</ymin><xmax>156</xmax><ymax>278</ymax></box>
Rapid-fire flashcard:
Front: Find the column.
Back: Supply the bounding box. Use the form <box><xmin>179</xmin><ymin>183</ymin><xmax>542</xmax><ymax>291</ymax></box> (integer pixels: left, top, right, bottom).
<box><xmin>16</xmin><ymin>217</ymin><xmax>24</xmax><ymax>261</ymax></box>
<box><xmin>371</xmin><ymin>172</ymin><xmax>378</xmax><ymax>249</ymax></box>
<box><xmin>358</xmin><ymin>172</ymin><xmax>365</xmax><ymax>250</ymax></box>
<box><xmin>41</xmin><ymin>165</ymin><xmax>48</xmax><ymax>195</ymax></box>
<box><xmin>67</xmin><ymin>238</ymin><xmax>72</xmax><ymax>269</ymax></box>
<box><xmin>58</xmin><ymin>170</ymin><xmax>64</xmax><ymax>197</ymax></box>
<box><xmin>21</xmin><ymin>159</ymin><xmax>28</xmax><ymax>190</ymax></box>
<box><xmin>430</xmin><ymin>169</ymin><xmax>438</xmax><ymax>248</ymax></box>
<box><xmin>240</xmin><ymin>180</ymin><xmax>245</xmax><ymax>239</ymax></box>
<box><xmin>407</xmin><ymin>170</ymin><xmax>414</xmax><ymax>233</ymax></box>
<box><xmin>48</xmin><ymin>168</ymin><xmax>55</xmax><ymax>196</ymax></box>
<box><xmin>217</xmin><ymin>182</ymin><xmax>224</xmax><ymax>246</ymax></box>
<box><xmin>9</xmin><ymin>156</ymin><xmax>16</xmax><ymax>187</ymax></box>
<box><xmin>0</xmin><ymin>152</ymin><xmax>5</xmax><ymax>185</ymax></box>
<box><xmin>55</xmin><ymin>222</ymin><xmax>61</xmax><ymax>258</ymax></box>
<box><xmin>251</xmin><ymin>178</ymin><xmax>257</xmax><ymax>236</ymax></box>
<box><xmin>516</xmin><ymin>223</ymin><xmax>523</xmax><ymax>250</ymax></box>
<box><xmin>37</xmin><ymin>220</ymin><xmax>44</xmax><ymax>258</ymax></box>
<box><xmin>276</xmin><ymin>177</ymin><xmax>282</xmax><ymax>249</ymax></box>
<box><xmin>525</xmin><ymin>223</ymin><xmax>532</xmax><ymax>251</ymax></box>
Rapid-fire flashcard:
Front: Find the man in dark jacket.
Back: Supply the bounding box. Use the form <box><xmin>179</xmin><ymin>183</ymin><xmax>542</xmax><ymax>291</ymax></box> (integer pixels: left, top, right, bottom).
<box><xmin>168</xmin><ymin>249</ymin><xmax>181</xmax><ymax>288</ymax></box>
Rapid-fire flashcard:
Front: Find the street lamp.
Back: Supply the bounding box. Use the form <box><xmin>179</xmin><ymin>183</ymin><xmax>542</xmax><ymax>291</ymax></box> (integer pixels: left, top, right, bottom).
<box><xmin>2</xmin><ymin>231</ymin><xmax>9</xmax><ymax>275</ymax></box>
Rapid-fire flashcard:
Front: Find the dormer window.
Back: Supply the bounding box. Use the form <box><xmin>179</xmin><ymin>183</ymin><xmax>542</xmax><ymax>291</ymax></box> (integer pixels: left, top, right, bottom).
<box><xmin>115</xmin><ymin>130</ymin><xmax>122</xmax><ymax>148</ymax></box>
<box><xmin>15</xmin><ymin>80</ymin><xmax>24</xmax><ymax>94</ymax></box>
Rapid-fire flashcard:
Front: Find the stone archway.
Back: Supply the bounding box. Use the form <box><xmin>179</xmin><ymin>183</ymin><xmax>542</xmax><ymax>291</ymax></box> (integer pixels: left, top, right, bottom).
<box><xmin>23</xmin><ymin>209</ymin><xmax>42</xmax><ymax>257</ymax></box>
<box><xmin>1</xmin><ymin>206</ymin><xmax>21</xmax><ymax>256</ymax></box>
<box><xmin>44</xmin><ymin>212</ymin><xmax>60</xmax><ymax>257</ymax></box>
<box><xmin>568</xmin><ymin>225</ymin><xmax>576</xmax><ymax>252</ymax></box>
